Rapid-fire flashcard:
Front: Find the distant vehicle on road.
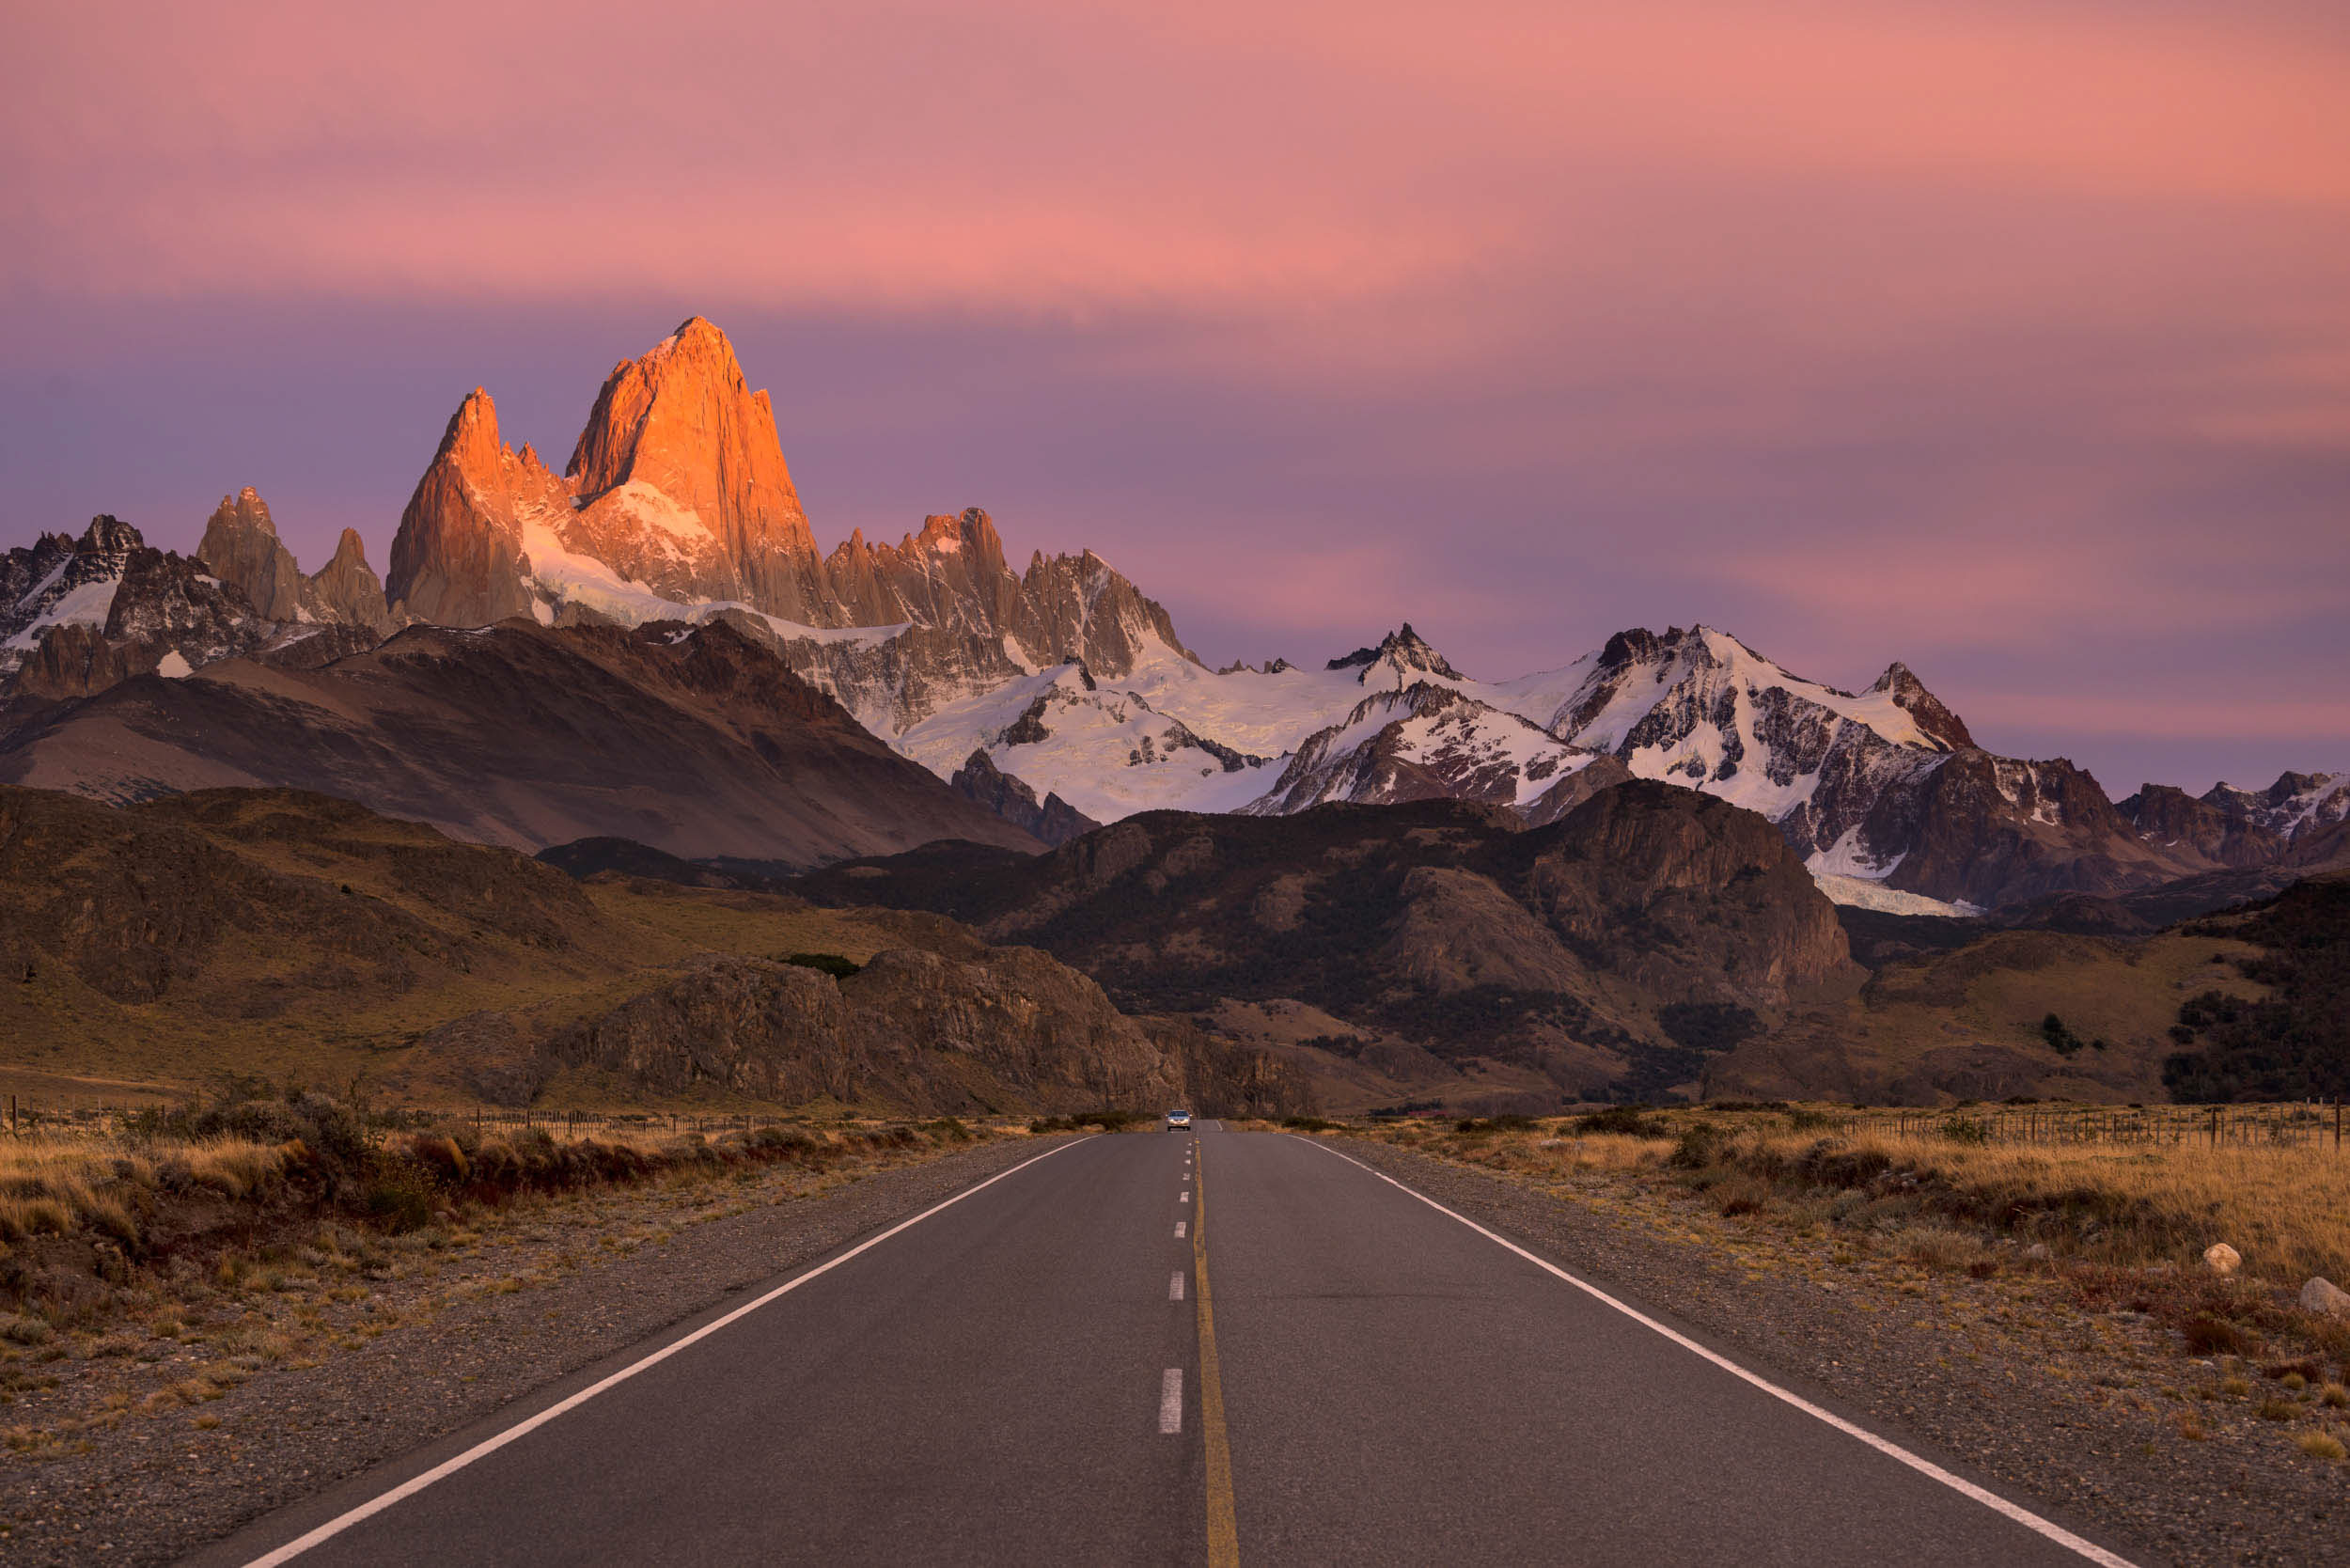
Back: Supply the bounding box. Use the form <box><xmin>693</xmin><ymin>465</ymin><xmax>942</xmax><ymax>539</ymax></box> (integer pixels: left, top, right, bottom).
<box><xmin>1165</xmin><ymin>1109</ymin><xmax>1193</xmax><ymax>1129</ymax></box>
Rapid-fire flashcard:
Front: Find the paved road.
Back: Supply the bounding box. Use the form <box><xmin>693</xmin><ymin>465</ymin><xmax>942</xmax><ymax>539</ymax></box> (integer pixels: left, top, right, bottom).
<box><xmin>198</xmin><ymin>1128</ymin><xmax>2139</xmax><ymax>1567</ymax></box>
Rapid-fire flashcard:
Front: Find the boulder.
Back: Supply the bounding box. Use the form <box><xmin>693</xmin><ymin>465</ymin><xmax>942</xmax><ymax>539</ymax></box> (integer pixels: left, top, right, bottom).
<box><xmin>2300</xmin><ymin>1276</ymin><xmax>2350</xmax><ymax>1318</ymax></box>
<box><xmin>2202</xmin><ymin>1242</ymin><xmax>2242</xmax><ymax>1277</ymax></box>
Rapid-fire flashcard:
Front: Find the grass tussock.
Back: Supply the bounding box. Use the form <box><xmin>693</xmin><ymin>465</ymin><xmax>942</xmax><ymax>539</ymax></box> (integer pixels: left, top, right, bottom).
<box><xmin>1</xmin><ymin>1090</ymin><xmax>1006</xmax><ymax>1341</ymax></box>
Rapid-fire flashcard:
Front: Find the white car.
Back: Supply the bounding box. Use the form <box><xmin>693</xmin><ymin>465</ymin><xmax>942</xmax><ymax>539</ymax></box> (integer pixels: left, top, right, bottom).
<box><xmin>1165</xmin><ymin>1109</ymin><xmax>1193</xmax><ymax>1130</ymax></box>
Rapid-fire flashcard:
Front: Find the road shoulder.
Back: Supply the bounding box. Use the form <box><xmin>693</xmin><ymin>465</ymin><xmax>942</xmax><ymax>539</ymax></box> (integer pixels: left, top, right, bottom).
<box><xmin>1330</xmin><ymin>1136</ymin><xmax>2341</xmax><ymax>1568</ymax></box>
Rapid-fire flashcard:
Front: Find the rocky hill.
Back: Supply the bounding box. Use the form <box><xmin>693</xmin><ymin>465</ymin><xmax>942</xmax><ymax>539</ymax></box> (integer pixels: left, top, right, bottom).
<box><xmin>0</xmin><ymin>784</ymin><xmax>1297</xmax><ymax>1115</ymax></box>
<box><xmin>0</xmin><ymin>619</ymin><xmax>1043</xmax><ymax>866</ymax></box>
<box><xmin>789</xmin><ymin>783</ymin><xmax>1863</xmax><ymax>1102</ymax></box>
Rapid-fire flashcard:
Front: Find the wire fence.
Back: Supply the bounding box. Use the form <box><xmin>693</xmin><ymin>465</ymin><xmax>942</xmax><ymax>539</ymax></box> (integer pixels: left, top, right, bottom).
<box><xmin>1886</xmin><ymin>1102</ymin><xmax>2348</xmax><ymax>1151</ymax></box>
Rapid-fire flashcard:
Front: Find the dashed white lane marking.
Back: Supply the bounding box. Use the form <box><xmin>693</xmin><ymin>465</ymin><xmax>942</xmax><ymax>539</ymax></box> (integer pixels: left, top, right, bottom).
<box><xmin>1181</xmin><ymin>1191</ymin><xmax>1190</xmax><ymax>1202</ymax></box>
<box><xmin>237</xmin><ymin>1137</ymin><xmax>1092</xmax><ymax>1567</ymax></box>
<box><xmin>1175</xmin><ymin>1220</ymin><xmax>1188</xmax><ymax>1238</ymax></box>
<box><xmin>1294</xmin><ymin>1138</ymin><xmax>2140</xmax><ymax>1568</ymax></box>
<box><xmin>1160</xmin><ymin>1368</ymin><xmax>1183</xmax><ymax>1434</ymax></box>
<box><xmin>1170</xmin><ymin>1271</ymin><xmax>1186</xmax><ymax>1301</ymax></box>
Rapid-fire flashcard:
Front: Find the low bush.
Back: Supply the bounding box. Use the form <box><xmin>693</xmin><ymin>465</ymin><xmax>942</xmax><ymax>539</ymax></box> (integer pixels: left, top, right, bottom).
<box><xmin>1574</xmin><ymin>1106</ymin><xmax>1667</xmax><ymax>1137</ymax></box>
<box><xmin>1454</xmin><ymin>1115</ymin><xmax>1540</xmax><ymax>1137</ymax></box>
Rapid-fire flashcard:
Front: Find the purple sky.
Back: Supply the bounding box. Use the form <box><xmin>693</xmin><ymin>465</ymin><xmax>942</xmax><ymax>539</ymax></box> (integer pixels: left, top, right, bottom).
<box><xmin>5</xmin><ymin>2</ymin><xmax>2346</xmax><ymax>794</ymax></box>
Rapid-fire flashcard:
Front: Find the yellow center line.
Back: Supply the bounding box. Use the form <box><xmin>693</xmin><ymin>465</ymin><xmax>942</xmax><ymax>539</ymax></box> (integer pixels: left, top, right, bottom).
<box><xmin>1193</xmin><ymin>1134</ymin><xmax>1240</xmax><ymax>1567</ymax></box>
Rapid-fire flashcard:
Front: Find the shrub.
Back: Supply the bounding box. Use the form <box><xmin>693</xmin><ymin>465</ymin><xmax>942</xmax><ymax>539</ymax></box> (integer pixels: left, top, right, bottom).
<box><xmin>1454</xmin><ymin>1115</ymin><xmax>1538</xmax><ymax>1136</ymax></box>
<box><xmin>1668</xmin><ymin>1124</ymin><xmax>1726</xmax><ymax>1170</ymax></box>
<box><xmin>783</xmin><ymin>952</ymin><xmax>862</xmax><ymax>979</ymax></box>
<box><xmin>1575</xmin><ymin>1106</ymin><xmax>1666</xmax><ymax>1137</ymax></box>
<box><xmin>1281</xmin><ymin>1117</ymin><xmax>1340</xmax><ymax>1133</ymax></box>
<box><xmin>1939</xmin><ymin>1115</ymin><xmax>1992</xmax><ymax>1145</ymax></box>
<box><xmin>361</xmin><ymin>1171</ymin><xmax>436</xmax><ymax>1233</ymax></box>
<box><xmin>2184</xmin><ymin>1314</ymin><xmax>2258</xmax><ymax>1356</ymax></box>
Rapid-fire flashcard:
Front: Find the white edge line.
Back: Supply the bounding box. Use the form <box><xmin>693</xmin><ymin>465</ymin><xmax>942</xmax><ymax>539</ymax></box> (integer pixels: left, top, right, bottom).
<box><xmin>1294</xmin><ymin>1137</ymin><xmax>2139</xmax><ymax>1568</ymax></box>
<box><xmin>240</xmin><ymin>1136</ymin><xmax>1091</xmax><ymax>1568</ymax></box>
<box><xmin>1159</xmin><ymin>1367</ymin><xmax>1183</xmax><ymax>1434</ymax></box>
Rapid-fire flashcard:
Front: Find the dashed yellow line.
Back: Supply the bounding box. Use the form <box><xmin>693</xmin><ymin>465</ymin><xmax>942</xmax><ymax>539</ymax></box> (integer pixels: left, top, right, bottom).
<box><xmin>1192</xmin><ymin>1136</ymin><xmax>1239</xmax><ymax>1567</ymax></box>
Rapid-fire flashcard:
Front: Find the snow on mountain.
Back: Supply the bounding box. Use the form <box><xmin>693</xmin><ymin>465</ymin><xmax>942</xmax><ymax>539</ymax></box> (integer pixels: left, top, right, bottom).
<box><xmin>1</xmin><ymin>517</ymin><xmax>140</xmax><ymax>671</ymax></box>
<box><xmin>1810</xmin><ymin>874</ymin><xmax>1982</xmax><ymax>917</ymax></box>
<box><xmin>2205</xmin><ymin>771</ymin><xmax>2350</xmax><ymax>840</ymax></box>
<box><xmin>1242</xmin><ymin>682</ymin><xmax>1607</xmax><ymax>816</ymax></box>
<box><xmin>11</xmin><ymin>313</ymin><xmax>2330</xmax><ymax>915</ymax></box>
<box><xmin>896</xmin><ymin>660</ymin><xmax>1283</xmax><ymax>822</ymax></box>
<box><xmin>1459</xmin><ymin>625</ymin><xmax>1971</xmax><ymax>872</ymax></box>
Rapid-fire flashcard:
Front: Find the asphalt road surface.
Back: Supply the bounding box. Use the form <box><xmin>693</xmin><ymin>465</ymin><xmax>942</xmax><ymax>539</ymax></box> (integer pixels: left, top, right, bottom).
<box><xmin>197</xmin><ymin>1126</ymin><xmax>2141</xmax><ymax>1568</ymax></box>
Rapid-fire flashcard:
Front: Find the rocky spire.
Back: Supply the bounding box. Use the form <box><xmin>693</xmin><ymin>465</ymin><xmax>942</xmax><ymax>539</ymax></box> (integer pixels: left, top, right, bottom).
<box><xmin>196</xmin><ymin>486</ymin><xmax>306</xmax><ymax>621</ymax></box>
<box><xmin>385</xmin><ymin>389</ymin><xmax>545</xmax><ymax>627</ymax></box>
<box><xmin>306</xmin><ymin>527</ymin><xmax>394</xmax><ymax>635</ymax></box>
<box><xmin>566</xmin><ymin>317</ymin><xmax>824</xmax><ymax>619</ymax></box>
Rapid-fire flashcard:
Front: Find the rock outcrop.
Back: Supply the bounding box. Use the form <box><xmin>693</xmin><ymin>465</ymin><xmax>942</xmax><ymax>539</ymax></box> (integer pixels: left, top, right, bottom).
<box><xmin>949</xmin><ymin>749</ymin><xmax>1101</xmax><ymax>846</ymax></box>
<box><xmin>791</xmin><ymin>784</ymin><xmax>1863</xmax><ymax>1099</ymax></box>
<box><xmin>385</xmin><ymin>390</ymin><xmax>551</xmax><ymax>626</ymax></box>
<box><xmin>196</xmin><ymin>488</ymin><xmax>307</xmax><ymax>622</ymax></box>
<box><xmin>547</xmin><ymin>947</ymin><xmax>1182</xmax><ymax>1112</ymax></box>
<box><xmin>196</xmin><ymin>487</ymin><xmax>394</xmax><ymax>636</ymax></box>
<box><xmin>306</xmin><ymin>528</ymin><xmax>395</xmax><ymax>635</ymax></box>
<box><xmin>3</xmin><ymin>517</ymin><xmax>282</xmax><ymax>705</ymax></box>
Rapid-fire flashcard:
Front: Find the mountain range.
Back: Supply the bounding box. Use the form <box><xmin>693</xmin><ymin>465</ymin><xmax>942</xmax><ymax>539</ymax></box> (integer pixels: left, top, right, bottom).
<box><xmin>4</xmin><ymin>315</ymin><xmax>2342</xmax><ymax>907</ymax></box>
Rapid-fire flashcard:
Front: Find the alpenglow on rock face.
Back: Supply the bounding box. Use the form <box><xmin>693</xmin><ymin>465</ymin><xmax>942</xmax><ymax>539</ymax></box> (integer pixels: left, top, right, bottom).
<box><xmin>8</xmin><ymin>312</ymin><xmax>2343</xmax><ymax>917</ymax></box>
<box><xmin>380</xmin><ymin>318</ymin><xmax>1199</xmax><ymax>738</ymax></box>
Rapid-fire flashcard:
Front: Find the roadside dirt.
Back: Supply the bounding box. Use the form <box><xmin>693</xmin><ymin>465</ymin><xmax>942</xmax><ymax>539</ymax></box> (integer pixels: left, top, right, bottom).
<box><xmin>1334</xmin><ymin>1137</ymin><xmax>2346</xmax><ymax>1568</ymax></box>
<box><xmin>0</xmin><ymin>1133</ymin><xmax>1073</xmax><ymax>1567</ymax></box>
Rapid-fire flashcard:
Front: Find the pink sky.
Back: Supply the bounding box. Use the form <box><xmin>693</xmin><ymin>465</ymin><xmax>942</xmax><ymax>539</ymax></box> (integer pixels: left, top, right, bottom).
<box><xmin>5</xmin><ymin>0</ymin><xmax>2346</xmax><ymax>791</ymax></box>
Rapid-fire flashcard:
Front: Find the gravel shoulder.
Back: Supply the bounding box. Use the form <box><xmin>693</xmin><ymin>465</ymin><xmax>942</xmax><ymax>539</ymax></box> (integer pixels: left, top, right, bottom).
<box><xmin>1335</xmin><ymin>1136</ymin><xmax>2345</xmax><ymax>1568</ymax></box>
<box><xmin>0</xmin><ymin>1132</ymin><xmax>1077</xmax><ymax>1567</ymax></box>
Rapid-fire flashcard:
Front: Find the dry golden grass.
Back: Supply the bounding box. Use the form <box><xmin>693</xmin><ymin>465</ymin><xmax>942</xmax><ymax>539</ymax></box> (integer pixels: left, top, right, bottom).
<box><xmin>0</xmin><ymin>1136</ymin><xmax>291</xmax><ymax>1245</ymax></box>
<box><xmin>1366</xmin><ymin>1110</ymin><xmax>2350</xmax><ymax>1289</ymax></box>
<box><xmin>1350</xmin><ymin>1107</ymin><xmax>2350</xmax><ymax>1379</ymax></box>
<box><xmin>1739</xmin><ymin>1124</ymin><xmax>2350</xmax><ymax>1287</ymax></box>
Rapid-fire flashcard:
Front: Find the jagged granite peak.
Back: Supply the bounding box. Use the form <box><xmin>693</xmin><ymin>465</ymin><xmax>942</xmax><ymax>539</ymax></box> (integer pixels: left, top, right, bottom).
<box><xmin>1326</xmin><ymin>624</ymin><xmax>1462</xmax><ymax>684</ymax></box>
<box><xmin>306</xmin><ymin>527</ymin><xmax>394</xmax><ymax>636</ymax></box>
<box><xmin>566</xmin><ymin>315</ymin><xmax>823</xmax><ymax>619</ymax></box>
<box><xmin>378</xmin><ymin>321</ymin><xmax>1199</xmax><ymax>736</ymax></box>
<box><xmin>196</xmin><ymin>487</ymin><xmax>306</xmax><ymax>621</ymax></box>
<box><xmin>385</xmin><ymin>389</ymin><xmax>545</xmax><ymax>627</ymax></box>
<box><xmin>825</xmin><ymin>508</ymin><xmax>1022</xmax><ymax>635</ymax></box>
<box><xmin>949</xmin><ymin>747</ymin><xmax>1102</xmax><ymax>847</ymax></box>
